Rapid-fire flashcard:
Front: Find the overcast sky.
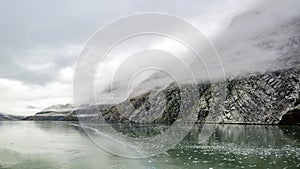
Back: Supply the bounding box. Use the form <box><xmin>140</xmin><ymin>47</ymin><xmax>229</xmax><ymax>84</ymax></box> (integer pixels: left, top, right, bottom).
<box><xmin>1</xmin><ymin>0</ymin><xmax>297</xmax><ymax>115</ymax></box>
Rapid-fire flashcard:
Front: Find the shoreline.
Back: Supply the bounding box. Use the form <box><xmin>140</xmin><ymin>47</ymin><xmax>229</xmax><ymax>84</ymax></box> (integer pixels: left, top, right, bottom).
<box><xmin>2</xmin><ymin>120</ymin><xmax>299</xmax><ymax>126</ymax></box>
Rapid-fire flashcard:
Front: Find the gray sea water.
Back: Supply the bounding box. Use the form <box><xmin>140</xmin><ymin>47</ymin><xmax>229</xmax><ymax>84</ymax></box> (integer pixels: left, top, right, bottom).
<box><xmin>0</xmin><ymin>121</ymin><xmax>299</xmax><ymax>169</ymax></box>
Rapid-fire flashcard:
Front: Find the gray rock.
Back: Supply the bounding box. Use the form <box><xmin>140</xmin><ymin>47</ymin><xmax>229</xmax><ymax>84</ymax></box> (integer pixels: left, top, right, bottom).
<box><xmin>95</xmin><ymin>67</ymin><xmax>300</xmax><ymax>125</ymax></box>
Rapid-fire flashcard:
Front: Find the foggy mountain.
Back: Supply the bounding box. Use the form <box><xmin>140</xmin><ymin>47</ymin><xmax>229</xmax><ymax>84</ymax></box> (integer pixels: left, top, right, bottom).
<box><xmin>126</xmin><ymin>1</ymin><xmax>300</xmax><ymax>100</ymax></box>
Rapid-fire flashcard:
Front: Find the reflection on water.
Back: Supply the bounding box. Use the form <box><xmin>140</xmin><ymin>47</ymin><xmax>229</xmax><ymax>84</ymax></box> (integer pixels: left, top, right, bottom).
<box><xmin>0</xmin><ymin>121</ymin><xmax>299</xmax><ymax>169</ymax></box>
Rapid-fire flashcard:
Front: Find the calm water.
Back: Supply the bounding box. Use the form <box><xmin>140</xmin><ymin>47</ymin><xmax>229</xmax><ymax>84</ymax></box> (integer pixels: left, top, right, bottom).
<box><xmin>0</xmin><ymin>121</ymin><xmax>299</xmax><ymax>169</ymax></box>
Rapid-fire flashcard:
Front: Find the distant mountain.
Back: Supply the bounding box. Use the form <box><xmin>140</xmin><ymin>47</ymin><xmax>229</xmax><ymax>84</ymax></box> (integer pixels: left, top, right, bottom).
<box><xmin>23</xmin><ymin>104</ymin><xmax>76</xmax><ymax>121</ymax></box>
<box><xmin>0</xmin><ymin>113</ymin><xmax>23</xmax><ymax>121</ymax></box>
<box><xmin>42</xmin><ymin>103</ymin><xmax>75</xmax><ymax>112</ymax></box>
<box><xmin>23</xmin><ymin>104</ymin><xmax>112</xmax><ymax>121</ymax></box>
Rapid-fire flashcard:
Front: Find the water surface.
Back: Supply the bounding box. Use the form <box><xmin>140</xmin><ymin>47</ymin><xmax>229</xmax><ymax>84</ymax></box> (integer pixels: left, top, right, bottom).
<box><xmin>0</xmin><ymin>121</ymin><xmax>299</xmax><ymax>169</ymax></box>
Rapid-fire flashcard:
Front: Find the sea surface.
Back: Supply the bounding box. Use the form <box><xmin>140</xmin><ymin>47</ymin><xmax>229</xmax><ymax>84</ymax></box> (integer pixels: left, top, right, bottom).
<box><xmin>0</xmin><ymin>121</ymin><xmax>299</xmax><ymax>169</ymax></box>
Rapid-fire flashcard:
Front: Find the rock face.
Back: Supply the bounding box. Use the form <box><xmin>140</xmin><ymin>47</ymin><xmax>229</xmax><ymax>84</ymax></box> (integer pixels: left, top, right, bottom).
<box><xmin>216</xmin><ymin>67</ymin><xmax>299</xmax><ymax>124</ymax></box>
<box><xmin>279</xmin><ymin>105</ymin><xmax>300</xmax><ymax>125</ymax></box>
<box><xmin>95</xmin><ymin>67</ymin><xmax>299</xmax><ymax>125</ymax></box>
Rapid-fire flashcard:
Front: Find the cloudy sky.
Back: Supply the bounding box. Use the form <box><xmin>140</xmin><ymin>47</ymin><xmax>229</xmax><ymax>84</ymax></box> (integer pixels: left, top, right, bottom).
<box><xmin>1</xmin><ymin>0</ymin><xmax>298</xmax><ymax>115</ymax></box>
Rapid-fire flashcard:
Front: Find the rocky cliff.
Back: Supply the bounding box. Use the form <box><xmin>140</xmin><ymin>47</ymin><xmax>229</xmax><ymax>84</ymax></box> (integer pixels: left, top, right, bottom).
<box><xmin>94</xmin><ymin>66</ymin><xmax>299</xmax><ymax>125</ymax></box>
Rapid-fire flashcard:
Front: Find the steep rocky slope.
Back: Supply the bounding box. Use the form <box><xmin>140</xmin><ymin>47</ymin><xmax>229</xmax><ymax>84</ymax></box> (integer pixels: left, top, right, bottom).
<box><xmin>95</xmin><ymin>66</ymin><xmax>299</xmax><ymax>125</ymax></box>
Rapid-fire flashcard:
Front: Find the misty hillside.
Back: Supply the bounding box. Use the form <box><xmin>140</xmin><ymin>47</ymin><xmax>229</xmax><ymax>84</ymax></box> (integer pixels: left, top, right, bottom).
<box><xmin>126</xmin><ymin>8</ymin><xmax>300</xmax><ymax>99</ymax></box>
<box><xmin>88</xmin><ymin>9</ymin><xmax>300</xmax><ymax>125</ymax></box>
<box><xmin>25</xmin><ymin>66</ymin><xmax>299</xmax><ymax>125</ymax></box>
<box><xmin>90</xmin><ymin>66</ymin><xmax>299</xmax><ymax>125</ymax></box>
<box><xmin>23</xmin><ymin>9</ymin><xmax>300</xmax><ymax>125</ymax></box>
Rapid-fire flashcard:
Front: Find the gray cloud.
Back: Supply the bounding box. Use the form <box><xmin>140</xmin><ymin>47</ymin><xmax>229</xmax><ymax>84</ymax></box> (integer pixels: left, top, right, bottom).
<box><xmin>0</xmin><ymin>0</ymin><xmax>242</xmax><ymax>84</ymax></box>
<box><xmin>0</xmin><ymin>45</ymin><xmax>80</xmax><ymax>84</ymax></box>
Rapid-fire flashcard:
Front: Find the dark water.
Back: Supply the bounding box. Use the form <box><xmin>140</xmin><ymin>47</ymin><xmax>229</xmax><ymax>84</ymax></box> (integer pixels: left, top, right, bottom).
<box><xmin>0</xmin><ymin>121</ymin><xmax>299</xmax><ymax>169</ymax></box>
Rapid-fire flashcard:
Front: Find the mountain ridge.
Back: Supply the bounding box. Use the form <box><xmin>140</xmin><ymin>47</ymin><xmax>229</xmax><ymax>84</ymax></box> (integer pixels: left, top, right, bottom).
<box><xmin>19</xmin><ymin>66</ymin><xmax>300</xmax><ymax>125</ymax></box>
